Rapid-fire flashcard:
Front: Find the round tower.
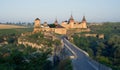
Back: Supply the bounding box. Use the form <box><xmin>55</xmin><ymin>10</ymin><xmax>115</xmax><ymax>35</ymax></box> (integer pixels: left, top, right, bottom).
<box><xmin>34</xmin><ymin>18</ymin><xmax>41</xmax><ymax>32</ymax></box>
<box><xmin>34</xmin><ymin>18</ymin><xmax>41</xmax><ymax>28</ymax></box>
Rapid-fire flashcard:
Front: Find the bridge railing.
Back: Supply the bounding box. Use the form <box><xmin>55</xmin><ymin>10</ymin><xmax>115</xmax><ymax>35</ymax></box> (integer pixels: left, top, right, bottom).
<box><xmin>64</xmin><ymin>38</ymin><xmax>89</xmax><ymax>56</ymax></box>
<box><xmin>64</xmin><ymin>43</ymin><xmax>77</xmax><ymax>59</ymax></box>
<box><xmin>64</xmin><ymin>38</ymin><xmax>112</xmax><ymax>70</ymax></box>
<box><xmin>89</xmin><ymin>58</ymin><xmax>112</xmax><ymax>70</ymax></box>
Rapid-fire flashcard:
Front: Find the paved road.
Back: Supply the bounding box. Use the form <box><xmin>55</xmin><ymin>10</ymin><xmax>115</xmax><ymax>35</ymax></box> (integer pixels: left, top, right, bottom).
<box><xmin>62</xmin><ymin>38</ymin><xmax>98</xmax><ymax>70</ymax></box>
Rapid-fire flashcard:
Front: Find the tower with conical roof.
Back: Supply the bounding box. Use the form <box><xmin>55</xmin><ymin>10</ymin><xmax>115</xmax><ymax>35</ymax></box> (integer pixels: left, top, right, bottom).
<box><xmin>81</xmin><ymin>16</ymin><xmax>87</xmax><ymax>28</ymax></box>
<box><xmin>69</xmin><ymin>14</ymin><xmax>74</xmax><ymax>23</ymax></box>
<box><xmin>69</xmin><ymin>14</ymin><xmax>75</xmax><ymax>28</ymax></box>
<box><xmin>54</xmin><ymin>18</ymin><xmax>58</xmax><ymax>25</ymax></box>
<box><xmin>82</xmin><ymin>16</ymin><xmax>86</xmax><ymax>23</ymax></box>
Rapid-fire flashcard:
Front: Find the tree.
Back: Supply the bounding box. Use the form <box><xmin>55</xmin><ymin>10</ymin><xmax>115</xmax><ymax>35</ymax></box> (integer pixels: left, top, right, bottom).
<box><xmin>58</xmin><ymin>58</ymin><xmax>73</xmax><ymax>70</ymax></box>
<box><xmin>0</xmin><ymin>37</ymin><xmax>4</xmax><ymax>43</ymax></box>
<box><xmin>7</xmin><ymin>37</ymin><xmax>15</xmax><ymax>43</ymax></box>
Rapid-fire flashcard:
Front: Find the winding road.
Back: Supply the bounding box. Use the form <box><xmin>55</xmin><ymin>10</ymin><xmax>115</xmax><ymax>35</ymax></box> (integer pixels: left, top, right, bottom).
<box><xmin>62</xmin><ymin>38</ymin><xmax>111</xmax><ymax>70</ymax></box>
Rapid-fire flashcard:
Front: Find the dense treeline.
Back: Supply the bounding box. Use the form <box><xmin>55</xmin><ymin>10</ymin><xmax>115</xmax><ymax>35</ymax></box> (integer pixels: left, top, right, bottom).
<box><xmin>89</xmin><ymin>22</ymin><xmax>120</xmax><ymax>39</ymax></box>
<box><xmin>73</xmin><ymin>22</ymin><xmax>120</xmax><ymax>70</ymax></box>
<box><xmin>0</xmin><ymin>28</ymin><xmax>73</xmax><ymax>70</ymax></box>
<box><xmin>0</xmin><ymin>44</ymin><xmax>52</xmax><ymax>70</ymax></box>
<box><xmin>0</xmin><ymin>28</ymin><xmax>53</xmax><ymax>70</ymax></box>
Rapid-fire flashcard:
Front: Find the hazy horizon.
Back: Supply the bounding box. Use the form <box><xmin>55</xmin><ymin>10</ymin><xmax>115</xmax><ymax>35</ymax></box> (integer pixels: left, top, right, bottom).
<box><xmin>0</xmin><ymin>0</ymin><xmax>120</xmax><ymax>23</ymax></box>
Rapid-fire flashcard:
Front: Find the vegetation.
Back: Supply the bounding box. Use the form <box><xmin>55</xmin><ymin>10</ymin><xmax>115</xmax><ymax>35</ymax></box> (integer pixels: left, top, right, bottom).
<box><xmin>73</xmin><ymin>22</ymin><xmax>120</xmax><ymax>70</ymax></box>
<box><xmin>0</xmin><ymin>28</ymin><xmax>33</xmax><ymax>44</ymax></box>
<box><xmin>0</xmin><ymin>28</ymin><xmax>53</xmax><ymax>70</ymax></box>
<box><xmin>58</xmin><ymin>58</ymin><xmax>73</xmax><ymax>70</ymax></box>
<box><xmin>0</xmin><ymin>44</ymin><xmax>52</xmax><ymax>70</ymax></box>
<box><xmin>89</xmin><ymin>22</ymin><xmax>120</xmax><ymax>39</ymax></box>
<box><xmin>19</xmin><ymin>32</ymin><xmax>54</xmax><ymax>47</ymax></box>
<box><xmin>48</xmin><ymin>24</ymin><xmax>57</xmax><ymax>28</ymax></box>
<box><xmin>0</xmin><ymin>28</ymin><xmax>33</xmax><ymax>35</ymax></box>
<box><xmin>0</xmin><ymin>28</ymin><xmax>73</xmax><ymax>70</ymax></box>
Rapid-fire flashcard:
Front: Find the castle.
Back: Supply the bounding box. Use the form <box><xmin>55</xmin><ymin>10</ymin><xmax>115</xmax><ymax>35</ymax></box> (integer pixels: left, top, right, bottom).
<box><xmin>61</xmin><ymin>15</ymin><xmax>87</xmax><ymax>29</ymax></box>
<box><xmin>33</xmin><ymin>15</ymin><xmax>90</xmax><ymax>34</ymax></box>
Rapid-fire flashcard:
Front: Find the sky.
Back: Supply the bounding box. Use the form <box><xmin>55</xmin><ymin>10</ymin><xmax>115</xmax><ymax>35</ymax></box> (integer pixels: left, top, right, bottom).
<box><xmin>0</xmin><ymin>0</ymin><xmax>120</xmax><ymax>23</ymax></box>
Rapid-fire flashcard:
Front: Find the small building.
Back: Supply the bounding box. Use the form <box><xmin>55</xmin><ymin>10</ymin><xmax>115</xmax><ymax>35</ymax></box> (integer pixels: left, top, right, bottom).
<box><xmin>98</xmin><ymin>34</ymin><xmax>104</xmax><ymax>39</ymax></box>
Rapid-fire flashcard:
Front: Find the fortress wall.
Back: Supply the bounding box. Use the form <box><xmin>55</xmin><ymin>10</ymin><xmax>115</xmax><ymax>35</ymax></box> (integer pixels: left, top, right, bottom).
<box><xmin>55</xmin><ymin>28</ymin><xmax>67</xmax><ymax>35</ymax></box>
<box><xmin>61</xmin><ymin>24</ymin><xmax>70</xmax><ymax>29</ymax></box>
<box><xmin>33</xmin><ymin>28</ymin><xmax>42</xmax><ymax>32</ymax></box>
<box><xmin>74</xmin><ymin>23</ymin><xmax>83</xmax><ymax>28</ymax></box>
<box><xmin>61</xmin><ymin>22</ymin><xmax>87</xmax><ymax>29</ymax></box>
<box><xmin>42</xmin><ymin>28</ymin><xmax>55</xmax><ymax>32</ymax></box>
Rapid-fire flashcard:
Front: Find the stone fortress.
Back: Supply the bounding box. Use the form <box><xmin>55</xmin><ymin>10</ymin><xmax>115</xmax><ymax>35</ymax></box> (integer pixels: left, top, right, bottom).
<box><xmin>18</xmin><ymin>15</ymin><xmax>104</xmax><ymax>49</ymax></box>
<box><xmin>61</xmin><ymin>15</ymin><xmax>87</xmax><ymax>29</ymax></box>
<box><xmin>33</xmin><ymin>15</ymin><xmax>90</xmax><ymax>35</ymax></box>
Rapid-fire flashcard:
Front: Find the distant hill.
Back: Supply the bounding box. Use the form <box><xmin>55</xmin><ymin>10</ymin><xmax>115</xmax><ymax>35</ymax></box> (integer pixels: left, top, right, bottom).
<box><xmin>0</xmin><ymin>24</ymin><xmax>27</xmax><ymax>29</ymax></box>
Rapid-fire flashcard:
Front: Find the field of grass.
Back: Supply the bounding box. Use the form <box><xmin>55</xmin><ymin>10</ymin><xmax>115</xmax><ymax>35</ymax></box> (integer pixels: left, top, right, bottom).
<box><xmin>0</xmin><ymin>24</ymin><xmax>26</xmax><ymax>29</ymax></box>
